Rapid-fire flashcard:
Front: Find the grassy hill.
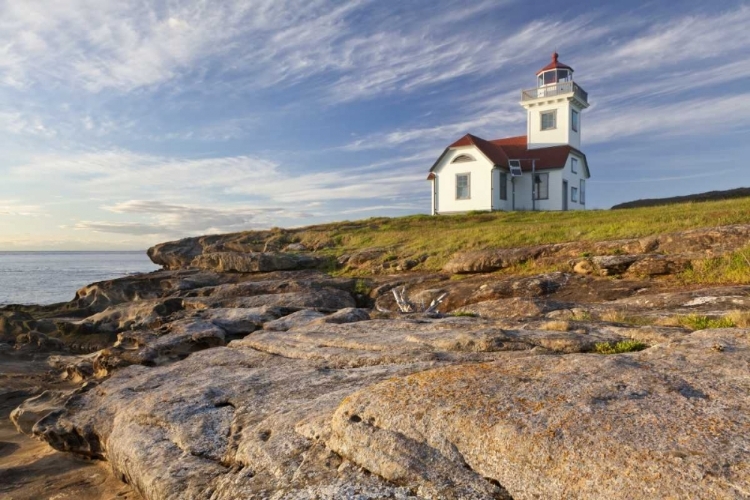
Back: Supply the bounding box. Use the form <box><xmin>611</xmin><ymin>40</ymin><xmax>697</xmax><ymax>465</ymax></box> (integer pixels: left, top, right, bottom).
<box><xmin>289</xmin><ymin>197</ymin><xmax>750</xmax><ymax>272</ymax></box>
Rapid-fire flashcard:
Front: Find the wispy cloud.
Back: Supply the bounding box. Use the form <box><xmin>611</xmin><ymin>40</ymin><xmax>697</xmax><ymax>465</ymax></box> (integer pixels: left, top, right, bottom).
<box><xmin>586</xmin><ymin>93</ymin><xmax>750</xmax><ymax>144</ymax></box>
<box><xmin>0</xmin><ymin>200</ymin><xmax>46</xmax><ymax>217</ymax></box>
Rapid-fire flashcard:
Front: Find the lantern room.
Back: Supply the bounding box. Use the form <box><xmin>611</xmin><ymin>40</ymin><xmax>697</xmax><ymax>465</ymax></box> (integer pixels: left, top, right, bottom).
<box><xmin>536</xmin><ymin>52</ymin><xmax>574</xmax><ymax>87</ymax></box>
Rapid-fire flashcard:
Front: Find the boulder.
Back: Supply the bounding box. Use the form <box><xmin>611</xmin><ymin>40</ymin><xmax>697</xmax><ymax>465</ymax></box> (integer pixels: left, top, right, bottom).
<box><xmin>76</xmin><ymin>298</ymin><xmax>184</xmax><ymax>333</ymax></box>
<box><xmin>263</xmin><ymin>309</ymin><xmax>327</xmax><ymax>332</ymax></box>
<box><xmin>202</xmin><ymin>307</ymin><xmax>281</xmax><ymax>335</ymax></box>
<box><xmin>147</xmin><ymin>237</ymin><xmax>206</xmax><ymax>269</ymax></box>
<box><xmin>11</xmin><ymin>389</ymin><xmax>76</xmax><ymax>435</ymax></box>
<box><xmin>590</xmin><ymin>254</ymin><xmax>640</xmax><ymax>275</ymax></box>
<box><xmin>443</xmin><ymin>247</ymin><xmax>544</xmax><ymax>274</ymax></box>
<box><xmin>627</xmin><ymin>255</ymin><xmax>691</xmax><ymax>276</ymax></box>
<box><xmin>315</xmin><ymin>308</ymin><xmax>371</xmax><ymax>325</ymax></box>
<box><xmin>572</xmin><ymin>259</ymin><xmax>594</xmax><ymax>274</ymax></box>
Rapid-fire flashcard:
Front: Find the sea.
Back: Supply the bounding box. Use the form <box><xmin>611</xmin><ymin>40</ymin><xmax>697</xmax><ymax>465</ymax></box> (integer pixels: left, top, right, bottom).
<box><xmin>0</xmin><ymin>251</ymin><xmax>161</xmax><ymax>306</ymax></box>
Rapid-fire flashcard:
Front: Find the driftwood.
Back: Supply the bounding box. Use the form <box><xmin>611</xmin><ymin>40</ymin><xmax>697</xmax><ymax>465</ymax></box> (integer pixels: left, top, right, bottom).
<box><xmin>392</xmin><ymin>287</ymin><xmax>414</xmax><ymax>313</ymax></box>
<box><xmin>389</xmin><ymin>286</ymin><xmax>447</xmax><ymax>315</ymax></box>
<box><xmin>424</xmin><ymin>292</ymin><xmax>448</xmax><ymax>314</ymax></box>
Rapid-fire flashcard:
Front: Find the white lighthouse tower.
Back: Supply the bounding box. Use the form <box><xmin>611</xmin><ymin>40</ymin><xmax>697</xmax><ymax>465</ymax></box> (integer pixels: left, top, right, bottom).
<box><xmin>520</xmin><ymin>52</ymin><xmax>589</xmax><ymax>150</ymax></box>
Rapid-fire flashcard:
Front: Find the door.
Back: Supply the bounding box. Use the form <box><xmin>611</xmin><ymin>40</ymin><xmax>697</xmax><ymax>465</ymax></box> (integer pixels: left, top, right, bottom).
<box><xmin>562</xmin><ymin>181</ymin><xmax>568</xmax><ymax>211</ymax></box>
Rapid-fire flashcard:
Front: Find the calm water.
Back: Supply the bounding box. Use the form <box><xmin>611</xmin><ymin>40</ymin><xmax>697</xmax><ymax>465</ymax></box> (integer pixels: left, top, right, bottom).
<box><xmin>0</xmin><ymin>252</ymin><xmax>161</xmax><ymax>306</ymax></box>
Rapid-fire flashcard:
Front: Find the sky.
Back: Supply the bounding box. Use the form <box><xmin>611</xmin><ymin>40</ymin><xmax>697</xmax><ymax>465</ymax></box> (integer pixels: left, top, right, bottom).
<box><xmin>0</xmin><ymin>0</ymin><xmax>749</xmax><ymax>250</ymax></box>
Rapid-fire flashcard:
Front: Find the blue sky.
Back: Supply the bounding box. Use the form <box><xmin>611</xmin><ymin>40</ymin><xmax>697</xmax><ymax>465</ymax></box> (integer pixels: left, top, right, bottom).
<box><xmin>0</xmin><ymin>0</ymin><xmax>749</xmax><ymax>250</ymax></box>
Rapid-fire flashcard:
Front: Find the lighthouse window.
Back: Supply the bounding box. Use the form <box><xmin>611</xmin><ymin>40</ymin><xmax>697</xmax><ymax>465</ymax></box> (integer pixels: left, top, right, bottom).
<box><xmin>500</xmin><ymin>172</ymin><xmax>508</xmax><ymax>200</ymax></box>
<box><xmin>571</xmin><ymin>157</ymin><xmax>578</xmax><ymax>174</ymax></box>
<box><xmin>571</xmin><ymin>186</ymin><xmax>578</xmax><ymax>203</ymax></box>
<box><xmin>580</xmin><ymin>179</ymin><xmax>586</xmax><ymax>204</ymax></box>
<box><xmin>541</xmin><ymin>111</ymin><xmax>556</xmax><ymax>130</ymax></box>
<box><xmin>543</xmin><ymin>71</ymin><xmax>556</xmax><ymax>85</ymax></box>
<box><xmin>533</xmin><ymin>173</ymin><xmax>549</xmax><ymax>200</ymax></box>
<box><xmin>456</xmin><ymin>173</ymin><xmax>470</xmax><ymax>200</ymax></box>
<box><xmin>572</xmin><ymin>110</ymin><xmax>579</xmax><ymax>132</ymax></box>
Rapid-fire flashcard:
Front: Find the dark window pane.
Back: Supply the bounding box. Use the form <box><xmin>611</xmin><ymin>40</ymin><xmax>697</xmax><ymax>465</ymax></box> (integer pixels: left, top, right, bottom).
<box><xmin>543</xmin><ymin>71</ymin><xmax>556</xmax><ymax>84</ymax></box>
<box><xmin>541</xmin><ymin>111</ymin><xmax>556</xmax><ymax>130</ymax></box>
<box><xmin>533</xmin><ymin>173</ymin><xmax>549</xmax><ymax>200</ymax></box>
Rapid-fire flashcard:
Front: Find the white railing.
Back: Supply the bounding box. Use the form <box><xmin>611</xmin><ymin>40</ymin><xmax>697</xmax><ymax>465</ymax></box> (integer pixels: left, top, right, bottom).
<box><xmin>522</xmin><ymin>82</ymin><xmax>588</xmax><ymax>103</ymax></box>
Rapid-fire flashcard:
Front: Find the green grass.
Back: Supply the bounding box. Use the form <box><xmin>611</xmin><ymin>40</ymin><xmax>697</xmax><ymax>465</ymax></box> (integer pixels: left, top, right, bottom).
<box><xmin>677</xmin><ymin>314</ymin><xmax>736</xmax><ymax>331</ymax></box>
<box><xmin>290</xmin><ymin>197</ymin><xmax>750</xmax><ymax>271</ymax></box>
<box><xmin>593</xmin><ymin>340</ymin><xmax>648</xmax><ymax>354</ymax></box>
<box><xmin>679</xmin><ymin>246</ymin><xmax>750</xmax><ymax>284</ymax></box>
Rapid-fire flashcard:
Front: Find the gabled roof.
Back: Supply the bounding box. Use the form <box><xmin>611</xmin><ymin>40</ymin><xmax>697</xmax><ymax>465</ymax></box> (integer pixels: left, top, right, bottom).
<box><xmin>428</xmin><ymin>133</ymin><xmax>589</xmax><ymax>178</ymax></box>
<box><xmin>536</xmin><ymin>52</ymin><xmax>574</xmax><ymax>76</ymax></box>
<box><xmin>447</xmin><ymin>133</ymin><xmax>509</xmax><ymax>166</ymax></box>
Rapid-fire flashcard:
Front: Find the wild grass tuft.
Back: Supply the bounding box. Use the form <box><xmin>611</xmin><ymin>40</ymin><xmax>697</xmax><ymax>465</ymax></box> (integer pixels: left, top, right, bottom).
<box><xmin>676</xmin><ymin>314</ymin><xmax>736</xmax><ymax>331</ymax></box>
<box><xmin>593</xmin><ymin>340</ymin><xmax>648</xmax><ymax>354</ymax></box>
<box><xmin>726</xmin><ymin>310</ymin><xmax>750</xmax><ymax>328</ymax></box>
<box><xmin>679</xmin><ymin>246</ymin><xmax>750</xmax><ymax>284</ymax></box>
<box><xmin>599</xmin><ymin>310</ymin><xmax>654</xmax><ymax>326</ymax></box>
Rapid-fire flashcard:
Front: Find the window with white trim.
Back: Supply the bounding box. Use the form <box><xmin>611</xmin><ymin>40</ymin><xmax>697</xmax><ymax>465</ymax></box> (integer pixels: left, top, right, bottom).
<box><xmin>500</xmin><ymin>172</ymin><xmax>507</xmax><ymax>201</ymax></box>
<box><xmin>456</xmin><ymin>173</ymin><xmax>470</xmax><ymax>200</ymax></box>
<box><xmin>533</xmin><ymin>173</ymin><xmax>549</xmax><ymax>200</ymax></box>
<box><xmin>571</xmin><ymin>157</ymin><xmax>578</xmax><ymax>174</ymax></box>
<box><xmin>541</xmin><ymin>111</ymin><xmax>556</xmax><ymax>130</ymax></box>
<box><xmin>571</xmin><ymin>186</ymin><xmax>578</xmax><ymax>203</ymax></box>
<box><xmin>580</xmin><ymin>179</ymin><xmax>586</xmax><ymax>204</ymax></box>
<box><xmin>572</xmin><ymin>110</ymin><xmax>579</xmax><ymax>132</ymax></box>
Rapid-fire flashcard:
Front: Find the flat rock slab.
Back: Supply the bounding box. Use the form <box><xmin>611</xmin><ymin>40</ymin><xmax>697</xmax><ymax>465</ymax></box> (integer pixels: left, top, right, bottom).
<box><xmin>236</xmin><ymin>318</ymin><xmax>623</xmax><ymax>368</ymax></box>
<box><xmin>184</xmin><ymin>288</ymin><xmax>356</xmax><ymax>312</ymax></box>
<box><xmin>329</xmin><ymin>328</ymin><xmax>750</xmax><ymax>499</ymax></box>
<box><xmin>31</xmin><ymin>347</ymin><xmax>439</xmax><ymax>499</ymax></box>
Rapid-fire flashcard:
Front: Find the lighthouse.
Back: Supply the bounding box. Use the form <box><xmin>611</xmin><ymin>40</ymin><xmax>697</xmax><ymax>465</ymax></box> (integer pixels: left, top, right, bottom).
<box><xmin>427</xmin><ymin>52</ymin><xmax>591</xmax><ymax>213</ymax></box>
<box><xmin>521</xmin><ymin>52</ymin><xmax>590</xmax><ymax>150</ymax></box>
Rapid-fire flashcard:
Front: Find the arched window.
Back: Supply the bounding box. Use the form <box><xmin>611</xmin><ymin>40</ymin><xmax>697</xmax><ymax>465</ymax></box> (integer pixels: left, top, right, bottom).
<box><xmin>451</xmin><ymin>154</ymin><xmax>475</xmax><ymax>164</ymax></box>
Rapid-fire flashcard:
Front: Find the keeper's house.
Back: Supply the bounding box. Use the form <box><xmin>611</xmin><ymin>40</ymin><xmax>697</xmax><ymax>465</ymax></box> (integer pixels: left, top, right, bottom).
<box><xmin>427</xmin><ymin>53</ymin><xmax>591</xmax><ymax>213</ymax></box>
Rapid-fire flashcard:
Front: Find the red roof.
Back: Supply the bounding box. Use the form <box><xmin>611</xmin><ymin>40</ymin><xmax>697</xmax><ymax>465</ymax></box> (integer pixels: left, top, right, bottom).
<box><xmin>428</xmin><ymin>133</ymin><xmax>588</xmax><ymax>178</ymax></box>
<box><xmin>448</xmin><ymin>133</ymin><xmax>509</xmax><ymax>166</ymax></box>
<box><xmin>489</xmin><ymin>136</ymin><xmax>575</xmax><ymax>171</ymax></box>
<box><xmin>536</xmin><ymin>52</ymin><xmax>574</xmax><ymax>76</ymax></box>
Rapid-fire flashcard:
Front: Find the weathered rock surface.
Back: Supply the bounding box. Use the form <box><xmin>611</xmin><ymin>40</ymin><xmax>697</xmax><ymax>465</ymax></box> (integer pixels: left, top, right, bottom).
<box><xmin>7</xmin><ymin>226</ymin><xmax>750</xmax><ymax>499</ymax></box>
<box><xmin>32</xmin><ymin>347</ymin><xmax>437</xmax><ymax>499</ymax></box>
<box><xmin>263</xmin><ymin>309</ymin><xmax>327</xmax><ymax>331</ymax></box>
<box><xmin>443</xmin><ymin>223</ymin><xmax>750</xmax><ymax>275</ymax></box>
<box><xmin>191</xmin><ymin>251</ymin><xmax>325</xmax><ymax>273</ymax></box>
<box><xmin>330</xmin><ymin>328</ymin><xmax>750</xmax><ymax>499</ymax></box>
<box><xmin>11</xmin><ymin>389</ymin><xmax>77</xmax><ymax>435</ymax></box>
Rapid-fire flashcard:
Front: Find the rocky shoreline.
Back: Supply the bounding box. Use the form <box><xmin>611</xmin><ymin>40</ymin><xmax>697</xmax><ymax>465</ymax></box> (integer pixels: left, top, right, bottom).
<box><xmin>2</xmin><ymin>224</ymin><xmax>750</xmax><ymax>499</ymax></box>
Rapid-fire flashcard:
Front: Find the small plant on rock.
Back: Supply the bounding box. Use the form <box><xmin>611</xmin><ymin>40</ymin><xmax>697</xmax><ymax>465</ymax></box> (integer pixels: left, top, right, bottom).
<box><xmin>354</xmin><ymin>279</ymin><xmax>372</xmax><ymax>296</ymax></box>
<box><xmin>678</xmin><ymin>314</ymin><xmax>736</xmax><ymax>331</ymax></box>
<box><xmin>593</xmin><ymin>340</ymin><xmax>648</xmax><ymax>354</ymax></box>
